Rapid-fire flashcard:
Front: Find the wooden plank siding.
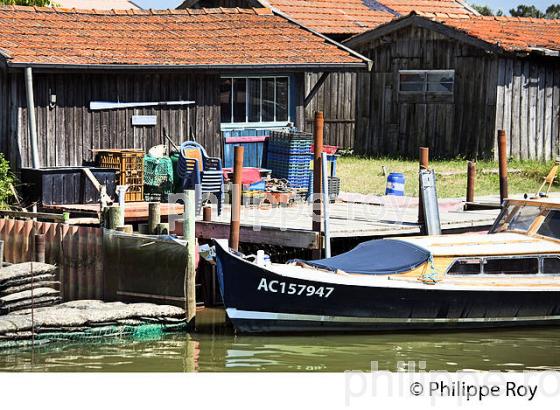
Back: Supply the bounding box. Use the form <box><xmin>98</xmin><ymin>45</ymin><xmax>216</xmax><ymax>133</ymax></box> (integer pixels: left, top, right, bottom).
<box><xmin>495</xmin><ymin>58</ymin><xmax>560</xmax><ymax>160</ymax></box>
<box><xmin>355</xmin><ymin>25</ymin><xmax>501</xmax><ymax>159</ymax></box>
<box><xmin>304</xmin><ymin>72</ymin><xmax>356</xmax><ymax>149</ymax></box>
<box><xmin>2</xmin><ymin>71</ymin><xmax>222</xmax><ymax>169</ymax></box>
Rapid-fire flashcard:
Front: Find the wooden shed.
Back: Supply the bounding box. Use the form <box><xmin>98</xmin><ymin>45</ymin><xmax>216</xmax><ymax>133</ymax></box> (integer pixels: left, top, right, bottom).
<box><xmin>0</xmin><ymin>6</ymin><xmax>367</xmax><ymax>170</ymax></box>
<box><xmin>346</xmin><ymin>13</ymin><xmax>560</xmax><ymax>160</ymax></box>
<box><xmin>179</xmin><ymin>0</ymin><xmax>476</xmax><ymax>149</ymax></box>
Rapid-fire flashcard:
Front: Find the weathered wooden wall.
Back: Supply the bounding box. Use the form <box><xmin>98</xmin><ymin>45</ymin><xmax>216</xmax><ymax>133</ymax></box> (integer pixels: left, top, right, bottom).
<box><xmin>304</xmin><ymin>72</ymin><xmax>356</xmax><ymax>149</ymax></box>
<box><xmin>495</xmin><ymin>58</ymin><xmax>560</xmax><ymax>160</ymax></box>
<box><xmin>2</xmin><ymin>70</ymin><xmax>221</xmax><ymax>169</ymax></box>
<box><xmin>0</xmin><ymin>219</ymin><xmax>104</xmax><ymax>301</ymax></box>
<box><xmin>354</xmin><ymin>25</ymin><xmax>499</xmax><ymax>159</ymax></box>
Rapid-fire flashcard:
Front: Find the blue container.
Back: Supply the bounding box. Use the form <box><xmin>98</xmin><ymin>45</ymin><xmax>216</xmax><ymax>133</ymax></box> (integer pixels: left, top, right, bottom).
<box><xmin>385</xmin><ymin>173</ymin><xmax>405</xmax><ymax>196</ymax></box>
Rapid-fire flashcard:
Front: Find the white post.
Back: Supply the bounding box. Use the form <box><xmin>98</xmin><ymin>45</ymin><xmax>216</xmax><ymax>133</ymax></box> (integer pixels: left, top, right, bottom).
<box><xmin>321</xmin><ymin>152</ymin><xmax>331</xmax><ymax>258</ymax></box>
<box><xmin>24</xmin><ymin>67</ymin><xmax>40</xmax><ymax>169</ymax></box>
<box><xmin>183</xmin><ymin>190</ymin><xmax>196</xmax><ymax>326</ymax></box>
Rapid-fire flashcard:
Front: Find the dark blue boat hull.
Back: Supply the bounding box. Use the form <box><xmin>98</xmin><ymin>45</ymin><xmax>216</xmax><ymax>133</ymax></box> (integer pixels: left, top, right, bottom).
<box><xmin>214</xmin><ymin>241</ymin><xmax>560</xmax><ymax>334</ymax></box>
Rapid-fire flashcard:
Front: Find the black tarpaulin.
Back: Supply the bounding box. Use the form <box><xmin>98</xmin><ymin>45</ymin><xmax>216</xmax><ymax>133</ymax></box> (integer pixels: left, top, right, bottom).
<box><xmin>302</xmin><ymin>239</ymin><xmax>431</xmax><ymax>275</ymax></box>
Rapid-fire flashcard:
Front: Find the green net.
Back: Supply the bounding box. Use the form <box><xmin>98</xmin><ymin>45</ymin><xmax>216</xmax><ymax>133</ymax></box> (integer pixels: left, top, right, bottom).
<box><xmin>144</xmin><ymin>155</ymin><xmax>174</xmax><ymax>196</ymax></box>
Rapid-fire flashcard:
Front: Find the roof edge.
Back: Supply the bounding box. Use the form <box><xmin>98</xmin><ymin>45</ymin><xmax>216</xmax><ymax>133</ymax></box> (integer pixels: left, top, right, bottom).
<box><xmin>263</xmin><ymin>4</ymin><xmax>372</xmax><ymax>70</ymax></box>
<box><xmin>344</xmin><ymin>13</ymin><xmax>506</xmax><ymax>56</ymax></box>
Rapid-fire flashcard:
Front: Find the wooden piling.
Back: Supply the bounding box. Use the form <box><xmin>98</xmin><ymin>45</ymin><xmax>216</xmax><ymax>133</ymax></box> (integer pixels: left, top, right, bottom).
<box><xmin>104</xmin><ymin>205</ymin><xmax>122</xmax><ymax>230</ymax></box>
<box><xmin>156</xmin><ymin>223</ymin><xmax>169</xmax><ymax>235</ymax></box>
<box><xmin>116</xmin><ymin>225</ymin><xmax>133</xmax><ymax>234</ymax></box>
<box><xmin>312</xmin><ymin>111</ymin><xmax>324</xmax><ymax>259</ymax></box>
<box><xmin>0</xmin><ymin>240</ymin><xmax>3</xmax><ymax>267</ymax></box>
<box><xmin>466</xmin><ymin>161</ymin><xmax>476</xmax><ymax>203</ymax></box>
<box><xmin>34</xmin><ymin>233</ymin><xmax>46</xmax><ymax>263</ymax></box>
<box><xmin>229</xmin><ymin>145</ymin><xmax>244</xmax><ymax>251</ymax></box>
<box><xmin>203</xmin><ymin>205</ymin><xmax>212</xmax><ymax>222</ymax></box>
<box><xmin>183</xmin><ymin>190</ymin><xmax>196</xmax><ymax>327</ymax></box>
<box><xmin>148</xmin><ymin>202</ymin><xmax>161</xmax><ymax>234</ymax></box>
<box><xmin>498</xmin><ymin>130</ymin><xmax>509</xmax><ymax>203</ymax></box>
<box><xmin>418</xmin><ymin>147</ymin><xmax>429</xmax><ymax>234</ymax></box>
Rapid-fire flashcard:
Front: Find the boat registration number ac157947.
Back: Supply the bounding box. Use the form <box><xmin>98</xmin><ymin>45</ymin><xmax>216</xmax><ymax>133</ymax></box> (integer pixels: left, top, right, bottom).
<box><xmin>257</xmin><ymin>278</ymin><xmax>334</xmax><ymax>298</ymax></box>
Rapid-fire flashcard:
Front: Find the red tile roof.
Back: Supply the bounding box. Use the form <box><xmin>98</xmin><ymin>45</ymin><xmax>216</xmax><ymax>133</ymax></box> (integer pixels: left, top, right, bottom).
<box><xmin>261</xmin><ymin>0</ymin><xmax>395</xmax><ymax>35</ymax></box>
<box><xmin>423</xmin><ymin>14</ymin><xmax>560</xmax><ymax>54</ymax></box>
<box><xmin>0</xmin><ymin>6</ymin><xmax>366</xmax><ymax>68</ymax></box>
<box><xmin>381</xmin><ymin>0</ymin><xmax>475</xmax><ymax>16</ymax></box>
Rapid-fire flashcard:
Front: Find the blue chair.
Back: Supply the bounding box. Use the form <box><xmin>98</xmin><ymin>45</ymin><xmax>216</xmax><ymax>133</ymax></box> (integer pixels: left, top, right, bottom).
<box><xmin>177</xmin><ymin>141</ymin><xmax>224</xmax><ymax>215</ymax></box>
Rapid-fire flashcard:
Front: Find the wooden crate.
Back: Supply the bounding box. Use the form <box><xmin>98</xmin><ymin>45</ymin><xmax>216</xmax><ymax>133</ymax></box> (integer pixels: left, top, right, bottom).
<box><xmin>94</xmin><ymin>149</ymin><xmax>144</xmax><ymax>202</ymax></box>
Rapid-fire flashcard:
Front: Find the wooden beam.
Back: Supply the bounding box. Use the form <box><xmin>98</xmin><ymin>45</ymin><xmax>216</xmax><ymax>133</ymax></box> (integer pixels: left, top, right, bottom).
<box><xmin>304</xmin><ymin>73</ymin><xmax>329</xmax><ymax>107</ymax></box>
<box><xmin>0</xmin><ymin>210</ymin><xmax>68</xmax><ymax>222</ymax></box>
<box><xmin>174</xmin><ymin>220</ymin><xmax>320</xmax><ymax>249</ymax></box>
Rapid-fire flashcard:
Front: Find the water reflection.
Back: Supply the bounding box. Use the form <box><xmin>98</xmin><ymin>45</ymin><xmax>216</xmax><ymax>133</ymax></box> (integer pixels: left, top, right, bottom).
<box><xmin>1</xmin><ymin>309</ymin><xmax>559</xmax><ymax>372</ymax></box>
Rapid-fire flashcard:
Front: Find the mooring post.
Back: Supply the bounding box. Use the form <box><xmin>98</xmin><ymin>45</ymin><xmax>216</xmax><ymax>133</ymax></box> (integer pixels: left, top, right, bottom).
<box><xmin>104</xmin><ymin>205</ymin><xmax>122</xmax><ymax>230</ymax></box>
<box><xmin>466</xmin><ymin>161</ymin><xmax>476</xmax><ymax>203</ymax></box>
<box><xmin>183</xmin><ymin>190</ymin><xmax>196</xmax><ymax>327</ymax></box>
<box><xmin>34</xmin><ymin>234</ymin><xmax>46</xmax><ymax>263</ymax></box>
<box><xmin>312</xmin><ymin>111</ymin><xmax>324</xmax><ymax>259</ymax></box>
<box><xmin>418</xmin><ymin>147</ymin><xmax>430</xmax><ymax>234</ymax></box>
<box><xmin>148</xmin><ymin>202</ymin><xmax>161</xmax><ymax>235</ymax></box>
<box><xmin>498</xmin><ymin>130</ymin><xmax>509</xmax><ymax>203</ymax></box>
<box><xmin>0</xmin><ymin>240</ymin><xmax>3</xmax><ymax>268</ymax></box>
<box><xmin>229</xmin><ymin>145</ymin><xmax>244</xmax><ymax>251</ymax></box>
<box><xmin>203</xmin><ymin>205</ymin><xmax>212</xmax><ymax>222</ymax></box>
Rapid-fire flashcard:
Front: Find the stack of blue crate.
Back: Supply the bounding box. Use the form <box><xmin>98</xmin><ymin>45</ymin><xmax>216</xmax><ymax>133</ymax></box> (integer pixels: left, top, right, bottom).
<box><xmin>266</xmin><ymin>131</ymin><xmax>313</xmax><ymax>188</ymax></box>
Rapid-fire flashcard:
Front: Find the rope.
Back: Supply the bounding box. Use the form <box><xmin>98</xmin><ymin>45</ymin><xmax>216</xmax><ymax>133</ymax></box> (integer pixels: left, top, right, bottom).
<box><xmin>418</xmin><ymin>254</ymin><xmax>441</xmax><ymax>285</ymax></box>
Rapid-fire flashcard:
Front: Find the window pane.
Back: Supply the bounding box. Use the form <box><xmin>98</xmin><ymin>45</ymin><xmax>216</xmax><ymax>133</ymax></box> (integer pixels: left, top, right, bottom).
<box><xmin>537</xmin><ymin>210</ymin><xmax>560</xmax><ymax>239</ymax></box>
<box><xmin>508</xmin><ymin>206</ymin><xmax>541</xmax><ymax>232</ymax></box>
<box><xmin>219</xmin><ymin>78</ymin><xmax>232</xmax><ymax>123</ymax></box>
<box><xmin>232</xmin><ymin>78</ymin><xmax>246</xmax><ymax>123</ymax></box>
<box><xmin>427</xmin><ymin>82</ymin><xmax>454</xmax><ymax>93</ymax></box>
<box><xmin>447</xmin><ymin>259</ymin><xmax>481</xmax><ymax>275</ymax></box>
<box><xmin>276</xmin><ymin>77</ymin><xmax>288</xmax><ymax>122</ymax></box>
<box><xmin>400</xmin><ymin>73</ymin><xmax>424</xmax><ymax>83</ymax></box>
<box><xmin>262</xmin><ymin>78</ymin><xmax>275</xmax><ymax>122</ymax></box>
<box><xmin>484</xmin><ymin>258</ymin><xmax>539</xmax><ymax>275</ymax></box>
<box><xmin>248</xmin><ymin>78</ymin><xmax>261</xmax><ymax>123</ymax></box>
<box><xmin>400</xmin><ymin>82</ymin><xmax>425</xmax><ymax>92</ymax></box>
<box><xmin>427</xmin><ymin>72</ymin><xmax>454</xmax><ymax>83</ymax></box>
<box><xmin>542</xmin><ymin>257</ymin><xmax>560</xmax><ymax>274</ymax></box>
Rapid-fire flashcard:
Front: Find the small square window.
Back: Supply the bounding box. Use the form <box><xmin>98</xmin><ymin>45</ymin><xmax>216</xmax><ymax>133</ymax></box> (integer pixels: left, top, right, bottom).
<box><xmin>399</xmin><ymin>70</ymin><xmax>454</xmax><ymax>95</ymax></box>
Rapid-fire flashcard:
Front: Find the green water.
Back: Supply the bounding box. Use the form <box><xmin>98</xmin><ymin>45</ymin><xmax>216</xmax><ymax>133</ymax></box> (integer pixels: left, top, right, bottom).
<box><xmin>1</xmin><ymin>308</ymin><xmax>560</xmax><ymax>372</ymax></box>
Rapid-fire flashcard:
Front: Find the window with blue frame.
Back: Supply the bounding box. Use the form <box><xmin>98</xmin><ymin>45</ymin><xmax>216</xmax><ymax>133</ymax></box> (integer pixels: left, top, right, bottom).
<box><xmin>220</xmin><ymin>76</ymin><xmax>290</xmax><ymax>127</ymax></box>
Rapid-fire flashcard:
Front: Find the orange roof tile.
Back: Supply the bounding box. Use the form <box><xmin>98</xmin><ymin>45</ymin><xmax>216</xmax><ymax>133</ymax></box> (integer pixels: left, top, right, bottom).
<box><xmin>380</xmin><ymin>0</ymin><xmax>475</xmax><ymax>16</ymax></box>
<box><xmin>427</xmin><ymin>14</ymin><xmax>560</xmax><ymax>54</ymax></box>
<box><xmin>0</xmin><ymin>5</ymin><xmax>366</xmax><ymax>68</ymax></box>
<box><xmin>262</xmin><ymin>0</ymin><xmax>395</xmax><ymax>35</ymax></box>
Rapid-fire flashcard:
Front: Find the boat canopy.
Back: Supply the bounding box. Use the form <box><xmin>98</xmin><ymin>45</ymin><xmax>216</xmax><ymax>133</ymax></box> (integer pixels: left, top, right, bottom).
<box><xmin>301</xmin><ymin>239</ymin><xmax>431</xmax><ymax>275</ymax></box>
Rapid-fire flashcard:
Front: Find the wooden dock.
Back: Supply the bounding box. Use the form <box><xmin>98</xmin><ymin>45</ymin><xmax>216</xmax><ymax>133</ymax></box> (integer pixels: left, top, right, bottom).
<box><xmin>43</xmin><ymin>196</ymin><xmax>501</xmax><ymax>250</ymax></box>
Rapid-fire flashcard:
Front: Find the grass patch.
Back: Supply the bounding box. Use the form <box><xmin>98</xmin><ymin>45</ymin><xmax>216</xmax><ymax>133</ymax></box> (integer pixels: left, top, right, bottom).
<box><xmin>336</xmin><ymin>156</ymin><xmax>558</xmax><ymax>198</ymax></box>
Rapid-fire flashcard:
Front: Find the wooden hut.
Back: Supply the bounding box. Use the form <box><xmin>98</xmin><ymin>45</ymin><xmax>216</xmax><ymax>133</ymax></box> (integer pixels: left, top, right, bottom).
<box><xmin>0</xmin><ymin>6</ymin><xmax>367</xmax><ymax>170</ymax></box>
<box><xmin>347</xmin><ymin>13</ymin><xmax>560</xmax><ymax>160</ymax></box>
<box><xmin>178</xmin><ymin>0</ymin><xmax>476</xmax><ymax>149</ymax></box>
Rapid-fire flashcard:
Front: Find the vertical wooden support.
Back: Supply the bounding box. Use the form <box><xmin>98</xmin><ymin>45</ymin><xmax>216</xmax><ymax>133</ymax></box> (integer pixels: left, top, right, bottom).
<box><xmin>418</xmin><ymin>147</ymin><xmax>429</xmax><ymax>234</ymax></box>
<box><xmin>498</xmin><ymin>130</ymin><xmax>509</xmax><ymax>203</ymax></box>
<box><xmin>34</xmin><ymin>233</ymin><xmax>46</xmax><ymax>263</ymax></box>
<box><xmin>312</xmin><ymin>112</ymin><xmax>324</xmax><ymax>259</ymax></box>
<box><xmin>0</xmin><ymin>240</ymin><xmax>4</xmax><ymax>267</ymax></box>
<box><xmin>183</xmin><ymin>190</ymin><xmax>196</xmax><ymax>327</ymax></box>
<box><xmin>466</xmin><ymin>161</ymin><xmax>476</xmax><ymax>203</ymax></box>
<box><xmin>148</xmin><ymin>202</ymin><xmax>161</xmax><ymax>235</ymax></box>
<box><xmin>104</xmin><ymin>205</ymin><xmax>122</xmax><ymax>230</ymax></box>
<box><xmin>203</xmin><ymin>205</ymin><xmax>212</xmax><ymax>222</ymax></box>
<box><xmin>229</xmin><ymin>145</ymin><xmax>244</xmax><ymax>251</ymax></box>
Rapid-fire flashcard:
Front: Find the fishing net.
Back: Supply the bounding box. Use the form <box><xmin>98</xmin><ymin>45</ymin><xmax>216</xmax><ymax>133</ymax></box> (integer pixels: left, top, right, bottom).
<box><xmin>144</xmin><ymin>155</ymin><xmax>174</xmax><ymax>199</ymax></box>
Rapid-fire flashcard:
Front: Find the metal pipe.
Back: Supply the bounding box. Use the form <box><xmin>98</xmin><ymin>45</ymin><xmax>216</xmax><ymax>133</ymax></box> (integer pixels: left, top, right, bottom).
<box><xmin>321</xmin><ymin>153</ymin><xmax>331</xmax><ymax>258</ymax></box>
<box><xmin>312</xmin><ymin>112</ymin><xmax>324</xmax><ymax>259</ymax></box>
<box><xmin>24</xmin><ymin>66</ymin><xmax>40</xmax><ymax>169</ymax></box>
<box><xmin>466</xmin><ymin>161</ymin><xmax>476</xmax><ymax>203</ymax></box>
<box><xmin>498</xmin><ymin>130</ymin><xmax>509</xmax><ymax>203</ymax></box>
<box><xmin>229</xmin><ymin>146</ymin><xmax>244</xmax><ymax>251</ymax></box>
<box><xmin>418</xmin><ymin>147</ymin><xmax>429</xmax><ymax>234</ymax></box>
<box><xmin>203</xmin><ymin>206</ymin><xmax>212</xmax><ymax>222</ymax></box>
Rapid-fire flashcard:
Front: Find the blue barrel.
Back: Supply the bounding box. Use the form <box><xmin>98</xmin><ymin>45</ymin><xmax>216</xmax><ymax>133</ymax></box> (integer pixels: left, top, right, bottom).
<box><xmin>385</xmin><ymin>173</ymin><xmax>405</xmax><ymax>196</ymax></box>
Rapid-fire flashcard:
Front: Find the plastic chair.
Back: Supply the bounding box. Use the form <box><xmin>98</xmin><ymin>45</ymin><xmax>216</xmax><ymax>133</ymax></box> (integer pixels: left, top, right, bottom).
<box><xmin>177</xmin><ymin>141</ymin><xmax>224</xmax><ymax>215</ymax></box>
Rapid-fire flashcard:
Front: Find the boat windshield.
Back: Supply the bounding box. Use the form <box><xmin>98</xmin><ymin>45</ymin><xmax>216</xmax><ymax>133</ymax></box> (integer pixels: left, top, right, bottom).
<box><xmin>537</xmin><ymin>210</ymin><xmax>560</xmax><ymax>240</ymax></box>
<box><xmin>491</xmin><ymin>204</ymin><xmax>542</xmax><ymax>233</ymax></box>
